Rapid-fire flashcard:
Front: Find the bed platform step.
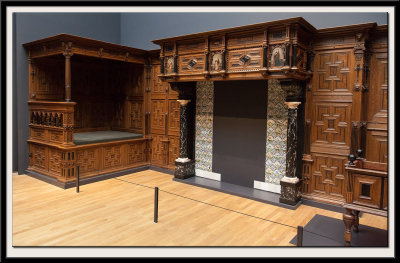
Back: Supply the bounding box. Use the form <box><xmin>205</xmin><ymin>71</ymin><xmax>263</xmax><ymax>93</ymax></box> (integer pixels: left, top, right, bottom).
<box><xmin>73</xmin><ymin>131</ymin><xmax>143</xmax><ymax>145</ymax></box>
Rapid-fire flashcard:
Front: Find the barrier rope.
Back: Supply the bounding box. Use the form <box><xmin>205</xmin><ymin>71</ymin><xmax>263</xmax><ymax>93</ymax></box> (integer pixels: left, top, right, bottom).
<box><xmin>114</xmin><ymin>177</ymin><xmax>343</xmax><ymax>245</ymax></box>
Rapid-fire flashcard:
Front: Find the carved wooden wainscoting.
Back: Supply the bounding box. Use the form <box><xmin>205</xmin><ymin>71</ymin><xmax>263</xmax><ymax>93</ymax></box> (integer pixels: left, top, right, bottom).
<box><xmin>365</xmin><ymin>26</ymin><xmax>388</xmax><ymax>164</ymax></box>
<box><xmin>29</xmin><ymin>139</ymin><xmax>150</xmax><ymax>184</ymax></box>
<box><xmin>302</xmin><ymin>40</ymin><xmax>355</xmax><ymax>205</ymax></box>
<box><xmin>302</xmin><ymin>24</ymin><xmax>388</xmax><ymax>206</ymax></box>
<box><xmin>149</xmin><ymin>60</ymin><xmax>180</xmax><ymax>170</ymax></box>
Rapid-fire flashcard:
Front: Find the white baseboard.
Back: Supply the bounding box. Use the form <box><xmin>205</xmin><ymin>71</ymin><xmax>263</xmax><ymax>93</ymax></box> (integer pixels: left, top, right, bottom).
<box><xmin>195</xmin><ymin>169</ymin><xmax>221</xmax><ymax>181</ymax></box>
<box><xmin>253</xmin><ymin>180</ymin><xmax>281</xmax><ymax>194</ymax></box>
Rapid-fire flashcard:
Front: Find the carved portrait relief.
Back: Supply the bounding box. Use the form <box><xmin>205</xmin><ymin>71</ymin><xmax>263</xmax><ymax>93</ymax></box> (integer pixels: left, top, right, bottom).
<box><xmin>211</xmin><ymin>53</ymin><xmax>223</xmax><ymax>71</ymax></box>
<box><xmin>271</xmin><ymin>47</ymin><xmax>285</xmax><ymax>67</ymax></box>
<box><xmin>166</xmin><ymin>57</ymin><xmax>174</xmax><ymax>74</ymax></box>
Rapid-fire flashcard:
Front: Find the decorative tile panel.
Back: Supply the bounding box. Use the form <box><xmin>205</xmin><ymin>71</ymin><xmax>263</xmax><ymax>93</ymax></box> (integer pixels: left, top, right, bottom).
<box><xmin>265</xmin><ymin>79</ymin><xmax>288</xmax><ymax>185</ymax></box>
<box><xmin>195</xmin><ymin>81</ymin><xmax>214</xmax><ymax>172</ymax></box>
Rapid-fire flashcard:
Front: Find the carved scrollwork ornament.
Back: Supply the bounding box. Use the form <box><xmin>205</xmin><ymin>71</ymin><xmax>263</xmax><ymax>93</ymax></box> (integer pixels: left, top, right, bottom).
<box><xmin>62</xmin><ymin>42</ymin><xmax>73</xmax><ymax>58</ymax></box>
<box><xmin>98</xmin><ymin>47</ymin><xmax>104</xmax><ymax>57</ymax></box>
<box><xmin>362</xmin><ymin>85</ymin><xmax>369</xmax><ymax>92</ymax></box>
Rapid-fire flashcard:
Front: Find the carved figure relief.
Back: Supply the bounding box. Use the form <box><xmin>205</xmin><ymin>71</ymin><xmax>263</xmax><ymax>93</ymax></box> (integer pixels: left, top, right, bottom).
<box><xmin>166</xmin><ymin>57</ymin><xmax>174</xmax><ymax>74</ymax></box>
<box><xmin>271</xmin><ymin>47</ymin><xmax>285</xmax><ymax>67</ymax></box>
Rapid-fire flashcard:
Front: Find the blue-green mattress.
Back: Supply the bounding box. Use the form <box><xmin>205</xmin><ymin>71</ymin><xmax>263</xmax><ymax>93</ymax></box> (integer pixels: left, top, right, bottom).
<box><xmin>73</xmin><ymin>130</ymin><xmax>143</xmax><ymax>145</ymax></box>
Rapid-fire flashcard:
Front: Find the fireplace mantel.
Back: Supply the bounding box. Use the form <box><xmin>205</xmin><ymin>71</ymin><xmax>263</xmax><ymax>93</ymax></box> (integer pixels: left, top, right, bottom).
<box><xmin>152</xmin><ymin>17</ymin><xmax>316</xmax><ymax>82</ymax></box>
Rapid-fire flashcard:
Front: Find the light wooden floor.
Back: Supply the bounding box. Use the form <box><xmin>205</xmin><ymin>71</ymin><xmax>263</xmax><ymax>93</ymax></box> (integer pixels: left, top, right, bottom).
<box><xmin>12</xmin><ymin>170</ymin><xmax>388</xmax><ymax>246</ymax></box>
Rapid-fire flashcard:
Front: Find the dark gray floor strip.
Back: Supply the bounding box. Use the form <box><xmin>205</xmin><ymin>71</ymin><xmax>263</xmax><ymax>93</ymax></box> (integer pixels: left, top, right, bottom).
<box><xmin>289</xmin><ymin>214</ymin><xmax>388</xmax><ymax>247</ymax></box>
<box><xmin>173</xmin><ymin>176</ymin><xmax>301</xmax><ymax>210</ymax></box>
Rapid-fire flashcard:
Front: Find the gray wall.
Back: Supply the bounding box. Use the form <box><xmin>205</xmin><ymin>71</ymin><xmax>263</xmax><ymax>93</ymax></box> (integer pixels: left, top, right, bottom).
<box><xmin>13</xmin><ymin>12</ymin><xmax>388</xmax><ymax>173</ymax></box>
<box><xmin>120</xmin><ymin>12</ymin><xmax>388</xmax><ymax>50</ymax></box>
<box><xmin>13</xmin><ymin>13</ymin><xmax>121</xmax><ymax>173</ymax></box>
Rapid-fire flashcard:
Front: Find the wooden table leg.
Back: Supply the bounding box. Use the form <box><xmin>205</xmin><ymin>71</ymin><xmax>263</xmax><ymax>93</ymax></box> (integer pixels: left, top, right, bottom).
<box><xmin>353</xmin><ymin>210</ymin><xmax>360</xmax><ymax>233</ymax></box>
<box><xmin>343</xmin><ymin>208</ymin><xmax>355</xmax><ymax>246</ymax></box>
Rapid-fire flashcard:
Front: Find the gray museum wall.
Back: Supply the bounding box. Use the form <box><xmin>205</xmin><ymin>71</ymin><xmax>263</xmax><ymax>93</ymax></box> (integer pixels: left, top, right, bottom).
<box><xmin>120</xmin><ymin>12</ymin><xmax>388</xmax><ymax>50</ymax></box>
<box><xmin>13</xmin><ymin>13</ymin><xmax>121</xmax><ymax>173</ymax></box>
<box><xmin>13</xmin><ymin>12</ymin><xmax>388</xmax><ymax>173</ymax></box>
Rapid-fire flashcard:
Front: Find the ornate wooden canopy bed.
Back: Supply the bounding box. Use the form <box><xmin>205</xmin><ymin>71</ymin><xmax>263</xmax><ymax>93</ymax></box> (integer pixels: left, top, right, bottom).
<box><xmin>24</xmin><ymin>34</ymin><xmax>151</xmax><ymax>187</ymax></box>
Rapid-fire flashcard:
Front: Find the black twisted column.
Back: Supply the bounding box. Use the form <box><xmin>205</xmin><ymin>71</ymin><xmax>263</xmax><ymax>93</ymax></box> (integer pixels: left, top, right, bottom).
<box><xmin>174</xmin><ymin>99</ymin><xmax>195</xmax><ymax>179</ymax></box>
<box><xmin>279</xmin><ymin>79</ymin><xmax>304</xmax><ymax>206</ymax></box>
<box><xmin>279</xmin><ymin>101</ymin><xmax>302</xmax><ymax>205</ymax></box>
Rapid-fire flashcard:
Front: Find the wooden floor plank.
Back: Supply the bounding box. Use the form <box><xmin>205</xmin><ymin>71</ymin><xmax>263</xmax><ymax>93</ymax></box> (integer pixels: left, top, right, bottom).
<box><xmin>12</xmin><ymin>171</ymin><xmax>388</xmax><ymax>246</ymax></box>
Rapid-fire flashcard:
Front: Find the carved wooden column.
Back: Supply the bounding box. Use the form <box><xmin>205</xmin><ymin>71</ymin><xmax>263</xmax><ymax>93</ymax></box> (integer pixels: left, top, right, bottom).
<box><xmin>174</xmin><ymin>99</ymin><xmax>195</xmax><ymax>179</ymax></box>
<box><xmin>62</xmin><ymin>42</ymin><xmax>73</xmax><ymax>102</ymax></box>
<box><xmin>279</xmin><ymin>79</ymin><xmax>303</xmax><ymax>206</ymax></box>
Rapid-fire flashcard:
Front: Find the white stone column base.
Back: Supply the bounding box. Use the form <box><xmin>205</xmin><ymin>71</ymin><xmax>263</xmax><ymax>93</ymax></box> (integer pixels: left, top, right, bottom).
<box><xmin>280</xmin><ymin>176</ymin><xmax>300</xmax><ymax>184</ymax></box>
<box><xmin>175</xmin><ymin>157</ymin><xmax>191</xmax><ymax>163</ymax></box>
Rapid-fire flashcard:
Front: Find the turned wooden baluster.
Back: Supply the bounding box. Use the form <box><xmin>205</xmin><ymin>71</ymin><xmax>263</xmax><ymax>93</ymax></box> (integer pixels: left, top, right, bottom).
<box><xmin>343</xmin><ymin>208</ymin><xmax>355</xmax><ymax>246</ymax></box>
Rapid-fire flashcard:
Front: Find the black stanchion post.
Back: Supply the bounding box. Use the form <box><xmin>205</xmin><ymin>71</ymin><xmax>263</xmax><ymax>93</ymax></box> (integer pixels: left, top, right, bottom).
<box><xmin>154</xmin><ymin>187</ymin><xmax>159</xmax><ymax>223</ymax></box>
<box><xmin>297</xmin><ymin>226</ymin><xmax>303</xmax><ymax>247</ymax></box>
<box><xmin>76</xmin><ymin>165</ymin><xmax>80</xmax><ymax>193</ymax></box>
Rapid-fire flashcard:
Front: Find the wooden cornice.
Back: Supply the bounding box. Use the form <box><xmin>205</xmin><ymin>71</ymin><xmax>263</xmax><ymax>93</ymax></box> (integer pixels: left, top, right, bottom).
<box><xmin>152</xmin><ymin>17</ymin><xmax>317</xmax><ymax>45</ymax></box>
<box><xmin>23</xmin><ymin>33</ymin><xmax>149</xmax><ymax>63</ymax></box>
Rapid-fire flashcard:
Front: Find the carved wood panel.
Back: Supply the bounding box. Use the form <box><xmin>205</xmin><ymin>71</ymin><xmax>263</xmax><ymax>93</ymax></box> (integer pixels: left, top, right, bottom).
<box><xmin>227</xmin><ymin>48</ymin><xmax>262</xmax><ymax>72</ymax></box>
<box><xmin>312</xmin><ymin>154</ymin><xmax>346</xmax><ymax>200</ymax></box>
<box><xmin>353</xmin><ymin>174</ymin><xmax>381</xmax><ymax>209</ymax></box>
<box><xmin>227</xmin><ymin>32</ymin><xmax>264</xmax><ymax>49</ymax></box>
<box><xmin>152</xmin><ymin>64</ymin><xmax>167</xmax><ymax>97</ymax></box>
<box><xmin>33</xmin><ymin>58</ymin><xmax>64</xmax><ymax>100</ymax></box>
<box><xmin>312</xmin><ymin>102</ymin><xmax>351</xmax><ymax>147</ymax></box>
<box><xmin>31</xmin><ymin>144</ymin><xmax>47</xmax><ymax>171</ymax></box>
<box><xmin>76</xmin><ymin>149</ymin><xmax>98</xmax><ymax>175</ymax></box>
<box><xmin>151</xmin><ymin>135</ymin><xmax>165</xmax><ymax>166</ymax></box>
<box><xmin>168</xmin><ymin>100</ymin><xmax>180</xmax><ymax>136</ymax></box>
<box><xmin>129</xmin><ymin>100</ymin><xmax>144</xmax><ymax>131</ymax></box>
<box><xmin>150</xmin><ymin>100</ymin><xmax>167</xmax><ymax>135</ymax></box>
<box><xmin>315</xmin><ymin>51</ymin><xmax>351</xmax><ymax>93</ymax></box>
<box><xmin>48</xmin><ymin>148</ymin><xmax>62</xmax><ymax>175</ymax></box>
<box><xmin>179</xmin><ymin>55</ymin><xmax>205</xmax><ymax>74</ymax></box>
<box><xmin>366</xmin><ymin>130</ymin><xmax>388</xmax><ymax>163</ymax></box>
<box><xmin>48</xmin><ymin>130</ymin><xmax>63</xmax><ymax>144</ymax></box>
<box><xmin>31</xmin><ymin>127</ymin><xmax>46</xmax><ymax>141</ymax></box>
<box><xmin>127</xmin><ymin>141</ymin><xmax>146</xmax><ymax>165</ymax></box>
<box><xmin>168</xmin><ymin>136</ymin><xmax>180</xmax><ymax>168</ymax></box>
<box><xmin>103</xmin><ymin>145</ymin><xmax>122</xmax><ymax>169</ymax></box>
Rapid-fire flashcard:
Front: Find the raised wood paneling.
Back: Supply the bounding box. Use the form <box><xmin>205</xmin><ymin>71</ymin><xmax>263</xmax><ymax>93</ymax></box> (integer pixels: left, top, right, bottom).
<box><xmin>311</xmin><ymin>153</ymin><xmax>346</xmax><ymax>203</ymax></box>
<box><xmin>129</xmin><ymin>100</ymin><xmax>144</xmax><ymax>132</ymax></box>
<box><xmin>353</xmin><ymin>174</ymin><xmax>381</xmax><ymax>209</ymax></box>
<box><xmin>306</xmin><ymin>48</ymin><xmax>356</xmax><ymax>204</ymax></box>
<box><xmin>226</xmin><ymin>32</ymin><xmax>264</xmax><ymax>49</ymax></box>
<box><xmin>149</xmin><ymin>62</ymin><xmax>180</xmax><ymax>170</ymax></box>
<box><xmin>179</xmin><ymin>55</ymin><xmax>205</xmax><ymax>75</ymax></box>
<box><xmin>75</xmin><ymin>149</ymin><xmax>98</xmax><ymax>175</ymax></box>
<box><xmin>312</xmin><ymin>102</ymin><xmax>351</xmax><ymax>148</ymax></box>
<box><xmin>227</xmin><ymin>48</ymin><xmax>262</xmax><ymax>72</ymax></box>
<box><xmin>365</xmin><ymin>45</ymin><xmax>388</xmax><ymax>163</ymax></box>
<box><xmin>48</xmin><ymin>148</ymin><xmax>62</xmax><ymax>175</ymax></box>
<box><xmin>127</xmin><ymin>141</ymin><xmax>147</xmax><ymax>165</ymax></box>
<box><xmin>151</xmin><ymin>134</ymin><xmax>165</xmax><ymax>167</ymax></box>
<box><xmin>168</xmin><ymin>136</ymin><xmax>180</xmax><ymax>168</ymax></box>
<box><xmin>151</xmin><ymin>64</ymin><xmax>167</xmax><ymax>99</ymax></box>
<box><xmin>31</xmin><ymin>144</ymin><xmax>47</xmax><ymax>171</ymax></box>
<box><xmin>150</xmin><ymin>100</ymin><xmax>167</xmax><ymax>135</ymax></box>
<box><xmin>103</xmin><ymin>145</ymin><xmax>123</xmax><ymax>170</ymax></box>
<box><xmin>168</xmin><ymin>100</ymin><xmax>180</xmax><ymax>136</ymax></box>
<box><xmin>314</xmin><ymin>50</ymin><xmax>352</xmax><ymax>94</ymax></box>
<box><xmin>32</xmin><ymin>58</ymin><xmax>65</xmax><ymax>100</ymax></box>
